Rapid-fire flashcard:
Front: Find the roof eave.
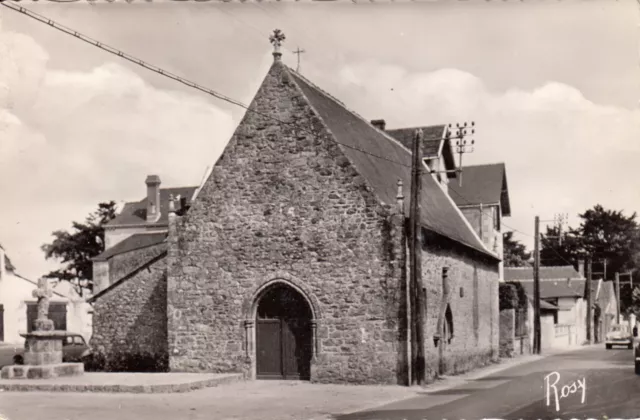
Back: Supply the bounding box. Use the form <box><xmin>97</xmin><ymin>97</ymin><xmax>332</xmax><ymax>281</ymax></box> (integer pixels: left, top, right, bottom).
<box><xmin>105</xmin><ymin>222</ymin><xmax>169</xmax><ymax>229</ymax></box>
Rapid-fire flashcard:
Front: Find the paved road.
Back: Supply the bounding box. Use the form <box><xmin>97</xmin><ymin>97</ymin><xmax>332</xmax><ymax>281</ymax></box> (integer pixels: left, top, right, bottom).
<box><xmin>336</xmin><ymin>346</ymin><xmax>640</xmax><ymax>420</ymax></box>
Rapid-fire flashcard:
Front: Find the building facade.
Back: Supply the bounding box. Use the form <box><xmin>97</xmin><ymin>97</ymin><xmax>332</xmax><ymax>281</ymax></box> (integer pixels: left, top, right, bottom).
<box><xmin>90</xmin><ymin>50</ymin><xmax>501</xmax><ymax>384</ymax></box>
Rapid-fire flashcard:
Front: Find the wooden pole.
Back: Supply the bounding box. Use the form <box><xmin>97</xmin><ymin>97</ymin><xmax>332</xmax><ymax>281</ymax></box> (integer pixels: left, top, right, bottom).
<box><xmin>586</xmin><ymin>257</ymin><xmax>593</xmax><ymax>344</ymax></box>
<box><xmin>409</xmin><ymin>129</ymin><xmax>425</xmax><ymax>385</ymax></box>
<box><xmin>533</xmin><ymin>216</ymin><xmax>541</xmax><ymax>354</ymax></box>
<box><xmin>615</xmin><ymin>272</ymin><xmax>621</xmax><ymax>325</ymax></box>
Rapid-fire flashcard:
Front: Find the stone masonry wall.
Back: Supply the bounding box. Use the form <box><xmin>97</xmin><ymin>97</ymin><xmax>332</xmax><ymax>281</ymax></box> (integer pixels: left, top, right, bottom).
<box><xmin>167</xmin><ymin>60</ymin><xmax>407</xmax><ymax>385</ymax></box>
<box><xmin>90</xmin><ymin>255</ymin><xmax>168</xmax><ymax>372</ymax></box>
<box><xmin>109</xmin><ymin>243</ymin><xmax>167</xmax><ymax>285</ymax></box>
<box><xmin>499</xmin><ymin>309</ymin><xmax>515</xmax><ymax>358</ymax></box>
<box><xmin>421</xmin><ymin>235</ymin><xmax>500</xmax><ymax>382</ymax></box>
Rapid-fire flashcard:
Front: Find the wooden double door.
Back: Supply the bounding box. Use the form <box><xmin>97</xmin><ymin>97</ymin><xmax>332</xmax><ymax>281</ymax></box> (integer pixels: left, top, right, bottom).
<box><xmin>255</xmin><ymin>285</ymin><xmax>312</xmax><ymax>380</ymax></box>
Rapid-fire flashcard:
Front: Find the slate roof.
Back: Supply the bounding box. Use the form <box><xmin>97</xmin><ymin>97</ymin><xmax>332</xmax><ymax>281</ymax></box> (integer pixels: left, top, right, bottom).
<box><xmin>385</xmin><ymin>126</ymin><xmax>445</xmax><ymax>157</ymax></box>
<box><xmin>515</xmin><ymin>280</ymin><xmax>583</xmax><ymax>299</ymax></box>
<box><xmin>504</xmin><ymin>266</ymin><xmax>582</xmax><ymax>282</ymax></box>
<box><xmin>597</xmin><ymin>280</ymin><xmax>616</xmax><ymax>311</ymax></box>
<box><xmin>92</xmin><ymin>232</ymin><xmax>168</xmax><ymax>262</ymax></box>
<box><xmin>106</xmin><ymin>187</ymin><xmax>197</xmax><ymax>228</ymax></box>
<box><xmin>3</xmin><ymin>254</ymin><xmax>14</xmax><ymax>272</ymax></box>
<box><xmin>290</xmin><ymin>71</ymin><xmax>496</xmax><ymax>260</ymax></box>
<box><xmin>448</xmin><ymin>163</ymin><xmax>511</xmax><ymax>216</ymax></box>
<box><xmin>385</xmin><ymin>126</ymin><xmax>457</xmax><ymax>179</ymax></box>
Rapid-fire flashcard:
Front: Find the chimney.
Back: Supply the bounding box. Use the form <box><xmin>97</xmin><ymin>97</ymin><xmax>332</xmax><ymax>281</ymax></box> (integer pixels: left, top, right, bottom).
<box><xmin>0</xmin><ymin>245</ymin><xmax>5</xmax><ymax>280</ymax></box>
<box><xmin>145</xmin><ymin>175</ymin><xmax>162</xmax><ymax>223</ymax></box>
<box><xmin>577</xmin><ymin>261</ymin><xmax>585</xmax><ymax>278</ymax></box>
<box><xmin>371</xmin><ymin>119</ymin><xmax>386</xmax><ymax>131</ymax></box>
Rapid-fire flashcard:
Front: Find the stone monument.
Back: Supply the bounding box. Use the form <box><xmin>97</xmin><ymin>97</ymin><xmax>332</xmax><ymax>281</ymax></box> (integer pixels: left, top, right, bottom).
<box><xmin>1</xmin><ymin>278</ymin><xmax>84</xmax><ymax>379</ymax></box>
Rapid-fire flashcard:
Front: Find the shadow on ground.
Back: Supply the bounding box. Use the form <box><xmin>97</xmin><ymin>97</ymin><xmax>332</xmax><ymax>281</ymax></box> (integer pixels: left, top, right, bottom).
<box><xmin>332</xmin><ymin>368</ymin><xmax>640</xmax><ymax>420</ymax></box>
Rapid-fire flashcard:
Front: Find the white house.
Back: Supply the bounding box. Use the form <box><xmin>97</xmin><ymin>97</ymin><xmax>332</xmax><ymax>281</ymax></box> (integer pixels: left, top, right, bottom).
<box><xmin>0</xmin><ymin>245</ymin><xmax>92</xmax><ymax>344</ymax></box>
<box><xmin>506</xmin><ymin>266</ymin><xmax>591</xmax><ymax>350</ymax></box>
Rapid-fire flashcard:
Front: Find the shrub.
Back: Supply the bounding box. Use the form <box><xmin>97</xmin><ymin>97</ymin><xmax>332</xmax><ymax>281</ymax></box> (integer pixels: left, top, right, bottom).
<box><xmin>105</xmin><ymin>351</ymin><xmax>169</xmax><ymax>372</ymax></box>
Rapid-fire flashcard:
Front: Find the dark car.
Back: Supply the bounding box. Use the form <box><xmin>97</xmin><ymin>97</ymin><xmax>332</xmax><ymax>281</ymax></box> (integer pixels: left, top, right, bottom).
<box><xmin>0</xmin><ymin>333</ymin><xmax>92</xmax><ymax>368</ymax></box>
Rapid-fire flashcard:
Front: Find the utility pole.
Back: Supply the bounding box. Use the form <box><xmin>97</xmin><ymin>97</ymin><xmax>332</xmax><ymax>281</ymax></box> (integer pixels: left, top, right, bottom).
<box><xmin>533</xmin><ymin>216</ymin><xmax>541</xmax><ymax>354</ymax></box>
<box><xmin>616</xmin><ymin>272</ymin><xmax>621</xmax><ymax>324</ymax></box>
<box><xmin>586</xmin><ymin>257</ymin><xmax>593</xmax><ymax>344</ymax></box>
<box><xmin>453</xmin><ymin>123</ymin><xmax>475</xmax><ymax>187</ymax></box>
<box><xmin>409</xmin><ymin>128</ymin><xmax>425</xmax><ymax>385</ymax></box>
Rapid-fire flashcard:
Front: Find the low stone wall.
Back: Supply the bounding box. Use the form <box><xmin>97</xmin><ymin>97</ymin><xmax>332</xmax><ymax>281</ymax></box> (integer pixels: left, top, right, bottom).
<box><xmin>90</xmin><ymin>254</ymin><xmax>168</xmax><ymax>372</ymax></box>
<box><xmin>499</xmin><ymin>309</ymin><xmax>515</xmax><ymax>358</ymax></box>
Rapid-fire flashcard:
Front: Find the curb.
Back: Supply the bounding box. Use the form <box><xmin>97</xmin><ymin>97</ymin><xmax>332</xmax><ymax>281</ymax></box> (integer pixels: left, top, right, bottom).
<box><xmin>0</xmin><ymin>373</ymin><xmax>243</xmax><ymax>394</ymax></box>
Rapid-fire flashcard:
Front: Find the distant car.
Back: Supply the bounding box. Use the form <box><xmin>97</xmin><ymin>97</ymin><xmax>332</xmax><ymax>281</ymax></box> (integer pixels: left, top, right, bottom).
<box><xmin>0</xmin><ymin>333</ymin><xmax>92</xmax><ymax>369</ymax></box>
<box><xmin>606</xmin><ymin>324</ymin><xmax>633</xmax><ymax>350</ymax></box>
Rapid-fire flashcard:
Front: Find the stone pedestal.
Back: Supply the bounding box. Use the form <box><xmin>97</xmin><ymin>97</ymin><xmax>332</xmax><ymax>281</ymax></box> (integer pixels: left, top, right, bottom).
<box><xmin>1</xmin><ymin>330</ymin><xmax>84</xmax><ymax>380</ymax></box>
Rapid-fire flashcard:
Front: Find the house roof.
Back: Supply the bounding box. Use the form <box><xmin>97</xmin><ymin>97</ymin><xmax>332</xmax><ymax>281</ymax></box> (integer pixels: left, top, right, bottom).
<box><xmin>516</xmin><ymin>280</ymin><xmax>582</xmax><ymax>299</ymax></box>
<box><xmin>88</xmin><ymin>251</ymin><xmax>167</xmax><ymax>303</ymax></box>
<box><xmin>92</xmin><ymin>232</ymin><xmax>168</xmax><ymax>262</ymax></box>
<box><xmin>385</xmin><ymin>126</ymin><xmax>446</xmax><ymax>158</ymax></box>
<box><xmin>504</xmin><ymin>266</ymin><xmax>582</xmax><ymax>282</ymax></box>
<box><xmin>290</xmin><ymin>71</ymin><xmax>496</xmax><ymax>260</ymax></box>
<box><xmin>514</xmin><ymin>277</ymin><xmax>599</xmax><ymax>300</ymax></box>
<box><xmin>106</xmin><ymin>187</ymin><xmax>197</xmax><ymax>228</ymax></box>
<box><xmin>448</xmin><ymin>163</ymin><xmax>511</xmax><ymax>216</ymax></box>
<box><xmin>527</xmin><ymin>296</ymin><xmax>559</xmax><ymax>310</ymax></box>
<box><xmin>597</xmin><ymin>280</ymin><xmax>616</xmax><ymax>310</ymax></box>
<box><xmin>384</xmin><ymin>125</ymin><xmax>457</xmax><ymax>178</ymax></box>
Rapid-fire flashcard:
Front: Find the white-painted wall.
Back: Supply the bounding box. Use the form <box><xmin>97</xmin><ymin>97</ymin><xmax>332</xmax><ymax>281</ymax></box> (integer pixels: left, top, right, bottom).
<box><xmin>0</xmin><ymin>273</ymin><xmax>67</xmax><ymax>344</ymax></box>
<box><xmin>0</xmin><ymin>262</ymin><xmax>92</xmax><ymax>344</ymax></box>
<box><xmin>104</xmin><ymin>225</ymin><xmax>167</xmax><ymax>249</ymax></box>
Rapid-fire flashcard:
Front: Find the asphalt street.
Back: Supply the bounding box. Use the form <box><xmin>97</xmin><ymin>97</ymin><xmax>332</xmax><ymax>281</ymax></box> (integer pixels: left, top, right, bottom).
<box><xmin>336</xmin><ymin>346</ymin><xmax>640</xmax><ymax>420</ymax></box>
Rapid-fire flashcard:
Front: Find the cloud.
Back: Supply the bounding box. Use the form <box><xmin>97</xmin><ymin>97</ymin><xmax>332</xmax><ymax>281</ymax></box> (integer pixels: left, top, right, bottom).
<box><xmin>0</xmin><ymin>28</ymin><xmax>236</xmax><ymax>279</ymax></box>
<box><xmin>308</xmin><ymin>60</ymin><xmax>640</xmax><ymax>249</ymax></box>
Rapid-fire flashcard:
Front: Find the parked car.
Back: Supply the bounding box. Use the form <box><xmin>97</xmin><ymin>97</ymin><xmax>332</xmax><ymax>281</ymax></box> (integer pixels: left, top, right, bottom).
<box><xmin>0</xmin><ymin>333</ymin><xmax>92</xmax><ymax>369</ymax></box>
<box><xmin>606</xmin><ymin>324</ymin><xmax>633</xmax><ymax>349</ymax></box>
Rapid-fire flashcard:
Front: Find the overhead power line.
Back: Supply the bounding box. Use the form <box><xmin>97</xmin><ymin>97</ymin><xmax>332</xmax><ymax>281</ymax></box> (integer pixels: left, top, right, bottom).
<box><xmin>0</xmin><ymin>0</ymin><xmax>417</xmax><ymax>168</ymax></box>
<box><xmin>4</xmin><ymin>0</ymin><xmax>570</xmax><ymax>267</ymax></box>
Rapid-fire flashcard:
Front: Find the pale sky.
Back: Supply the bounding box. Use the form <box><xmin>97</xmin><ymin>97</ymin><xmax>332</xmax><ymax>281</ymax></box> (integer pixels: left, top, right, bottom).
<box><xmin>1</xmin><ymin>0</ymin><xmax>639</xmax><ymax>280</ymax></box>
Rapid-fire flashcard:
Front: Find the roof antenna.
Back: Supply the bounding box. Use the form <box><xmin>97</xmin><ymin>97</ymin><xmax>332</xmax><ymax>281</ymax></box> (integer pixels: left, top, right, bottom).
<box><xmin>453</xmin><ymin>121</ymin><xmax>476</xmax><ymax>187</ymax></box>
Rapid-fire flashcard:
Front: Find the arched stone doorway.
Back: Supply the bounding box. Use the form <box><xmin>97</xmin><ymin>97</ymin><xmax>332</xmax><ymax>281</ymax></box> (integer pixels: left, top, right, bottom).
<box><xmin>255</xmin><ymin>283</ymin><xmax>313</xmax><ymax>380</ymax></box>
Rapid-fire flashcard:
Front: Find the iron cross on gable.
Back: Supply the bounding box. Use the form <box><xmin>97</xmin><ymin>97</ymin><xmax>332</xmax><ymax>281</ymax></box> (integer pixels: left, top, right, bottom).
<box><xmin>32</xmin><ymin>277</ymin><xmax>53</xmax><ymax>321</ymax></box>
<box><xmin>269</xmin><ymin>29</ymin><xmax>286</xmax><ymax>54</ymax></box>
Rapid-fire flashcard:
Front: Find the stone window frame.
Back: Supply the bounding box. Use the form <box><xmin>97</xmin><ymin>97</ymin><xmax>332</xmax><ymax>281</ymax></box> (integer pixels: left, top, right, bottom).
<box><xmin>241</xmin><ymin>272</ymin><xmax>322</xmax><ymax>380</ymax></box>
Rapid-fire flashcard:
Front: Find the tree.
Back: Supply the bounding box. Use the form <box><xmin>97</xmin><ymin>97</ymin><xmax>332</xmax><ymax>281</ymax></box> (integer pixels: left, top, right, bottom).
<box><xmin>629</xmin><ymin>287</ymin><xmax>640</xmax><ymax>319</ymax></box>
<box><xmin>540</xmin><ymin>204</ymin><xmax>640</xmax><ymax>312</ymax></box>
<box><xmin>41</xmin><ymin>201</ymin><xmax>117</xmax><ymax>297</ymax></box>
<box><xmin>540</xmin><ymin>225</ymin><xmax>583</xmax><ymax>268</ymax></box>
<box><xmin>503</xmin><ymin>231</ymin><xmax>531</xmax><ymax>267</ymax></box>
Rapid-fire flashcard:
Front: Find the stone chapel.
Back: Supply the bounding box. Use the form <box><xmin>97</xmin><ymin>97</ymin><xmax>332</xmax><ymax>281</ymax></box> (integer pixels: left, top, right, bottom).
<box><xmin>89</xmin><ymin>40</ymin><xmax>503</xmax><ymax>385</ymax></box>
